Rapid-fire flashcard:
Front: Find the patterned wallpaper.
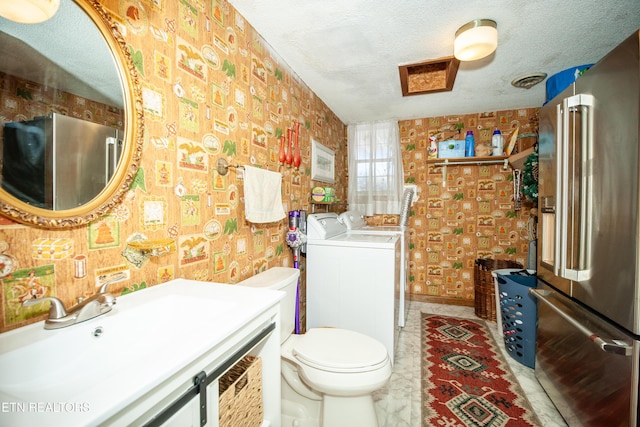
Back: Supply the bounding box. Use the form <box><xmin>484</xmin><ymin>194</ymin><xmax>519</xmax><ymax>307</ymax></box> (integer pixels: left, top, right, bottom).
<box><xmin>0</xmin><ymin>0</ymin><xmax>347</xmax><ymax>332</ymax></box>
<box><xmin>0</xmin><ymin>72</ymin><xmax>125</xmax><ymax>129</ymax></box>
<box><xmin>398</xmin><ymin>108</ymin><xmax>538</xmax><ymax>303</ymax></box>
<box><xmin>0</xmin><ymin>0</ymin><xmax>540</xmax><ymax>334</ymax></box>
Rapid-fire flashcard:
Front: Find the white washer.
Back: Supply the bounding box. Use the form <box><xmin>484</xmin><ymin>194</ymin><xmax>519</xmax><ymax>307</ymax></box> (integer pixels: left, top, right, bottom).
<box><xmin>339</xmin><ymin>210</ymin><xmax>411</xmax><ymax>328</ymax></box>
<box><xmin>305</xmin><ymin>213</ymin><xmax>401</xmax><ymax>365</ymax></box>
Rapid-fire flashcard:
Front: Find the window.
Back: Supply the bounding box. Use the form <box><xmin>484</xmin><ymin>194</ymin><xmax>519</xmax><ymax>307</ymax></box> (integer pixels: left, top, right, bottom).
<box><xmin>347</xmin><ymin>121</ymin><xmax>404</xmax><ymax>215</ymax></box>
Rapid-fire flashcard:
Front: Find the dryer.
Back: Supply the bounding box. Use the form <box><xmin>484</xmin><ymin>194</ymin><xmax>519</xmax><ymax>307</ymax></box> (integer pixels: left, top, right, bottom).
<box><xmin>305</xmin><ymin>213</ymin><xmax>401</xmax><ymax>364</ymax></box>
<box><xmin>339</xmin><ymin>210</ymin><xmax>411</xmax><ymax>328</ymax></box>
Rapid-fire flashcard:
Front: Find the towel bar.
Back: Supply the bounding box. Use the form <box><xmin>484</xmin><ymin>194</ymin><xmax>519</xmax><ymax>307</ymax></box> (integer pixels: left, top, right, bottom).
<box><xmin>217</xmin><ymin>158</ymin><xmax>244</xmax><ymax>176</ymax></box>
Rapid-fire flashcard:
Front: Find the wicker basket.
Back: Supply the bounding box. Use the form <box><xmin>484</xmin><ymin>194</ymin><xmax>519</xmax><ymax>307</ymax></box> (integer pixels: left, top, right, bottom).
<box><xmin>219</xmin><ymin>355</ymin><xmax>263</xmax><ymax>427</ymax></box>
<box><xmin>474</xmin><ymin>259</ymin><xmax>522</xmax><ymax>321</ymax></box>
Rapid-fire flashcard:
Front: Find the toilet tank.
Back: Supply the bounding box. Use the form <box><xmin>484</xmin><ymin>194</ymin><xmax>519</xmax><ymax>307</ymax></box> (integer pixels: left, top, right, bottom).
<box><xmin>238</xmin><ymin>267</ymin><xmax>300</xmax><ymax>343</ymax></box>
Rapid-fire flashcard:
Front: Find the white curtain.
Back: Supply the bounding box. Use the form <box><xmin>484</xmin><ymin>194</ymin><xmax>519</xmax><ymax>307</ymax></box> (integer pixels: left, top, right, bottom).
<box><xmin>347</xmin><ymin>120</ymin><xmax>404</xmax><ymax>216</ymax></box>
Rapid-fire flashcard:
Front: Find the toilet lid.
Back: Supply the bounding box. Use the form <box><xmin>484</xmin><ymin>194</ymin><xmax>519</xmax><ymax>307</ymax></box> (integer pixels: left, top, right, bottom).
<box><xmin>292</xmin><ymin>328</ymin><xmax>389</xmax><ymax>373</ymax></box>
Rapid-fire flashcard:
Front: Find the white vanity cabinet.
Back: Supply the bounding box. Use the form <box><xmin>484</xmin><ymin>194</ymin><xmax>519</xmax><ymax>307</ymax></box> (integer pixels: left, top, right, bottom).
<box><xmin>107</xmin><ymin>299</ymin><xmax>282</xmax><ymax>427</ymax></box>
<box><xmin>0</xmin><ymin>280</ymin><xmax>283</xmax><ymax>427</ymax></box>
<box><xmin>154</xmin><ymin>395</ymin><xmax>200</xmax><ymax>426</ymax></box>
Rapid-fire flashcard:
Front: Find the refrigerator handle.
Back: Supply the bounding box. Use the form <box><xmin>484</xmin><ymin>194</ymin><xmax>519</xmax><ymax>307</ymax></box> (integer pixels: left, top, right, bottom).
<box><xmin>565</xmin><ymin>94</ymin><xmax>595</xmax><ymax>282</ymax></box>
<box><xmin>530</xmin><ymin>288</ymin><xmax>632</xmax><ymax>356</ymax></box>
<box><xmin>115</xmin><ymin>138</ymin><xmax>124</xmax><ymax>167</ymax></box>
<box><xmin>557</xmin><ymin>99</ymin><xmax>570</xmax><ymax>278</ymax></box>
<box><xmin>106</xmin><ymin>137</ymin><xmax>118</xmax><ymax>181</ymax></box>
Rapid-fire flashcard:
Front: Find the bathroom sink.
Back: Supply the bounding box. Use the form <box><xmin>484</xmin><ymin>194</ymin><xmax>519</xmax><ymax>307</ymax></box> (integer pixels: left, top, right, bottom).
<box><xmin>0</xmin><ymin>293</ymin><xmax>232</xmax><ymax>400</ymax></box>
<box><xmin>0</xmin><ymin>279</ymin><xmax>283</xmax><ymax>426</ymax></box>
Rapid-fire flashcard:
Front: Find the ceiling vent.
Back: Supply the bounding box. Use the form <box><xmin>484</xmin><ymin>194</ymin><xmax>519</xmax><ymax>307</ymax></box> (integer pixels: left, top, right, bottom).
<box><xmin>511</xmin><ymin>72</ymin><xmax>547</xmax><ymax>89</ymax></box>
<box><xmin>399</xmin><ymin>56</ymin><xmax>460</xmax><ymax>96</ymax></box>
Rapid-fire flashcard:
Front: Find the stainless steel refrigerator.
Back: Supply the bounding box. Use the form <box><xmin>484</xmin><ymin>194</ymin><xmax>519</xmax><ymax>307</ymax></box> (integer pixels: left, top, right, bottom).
<box><xmin>1</xmin><ymin>112</ymin><xmax>122</xmax><ymax>210</ymax></box>
<box><xmin>534</xmin><ymin>30</ymin><xmax>640</xmax><ymax>426</ymax></box>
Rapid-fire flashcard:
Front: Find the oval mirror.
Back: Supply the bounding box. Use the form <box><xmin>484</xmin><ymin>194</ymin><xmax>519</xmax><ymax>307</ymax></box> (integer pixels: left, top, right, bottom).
<box><xmin>0</xmin><ymin>0</ymin><xmax>143</xmax><ymax>228</ymax></box>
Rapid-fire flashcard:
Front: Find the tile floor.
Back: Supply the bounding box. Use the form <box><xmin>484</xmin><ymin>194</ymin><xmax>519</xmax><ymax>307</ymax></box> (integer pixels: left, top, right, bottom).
<box><xmin>373</xmin><ymin>301</ymin><xmax>568</xmax><ymax>427</ymax></box>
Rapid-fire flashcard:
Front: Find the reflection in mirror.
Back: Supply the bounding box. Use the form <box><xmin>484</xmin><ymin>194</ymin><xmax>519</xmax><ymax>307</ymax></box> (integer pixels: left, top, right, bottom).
<box><xmin>2</xmin><ymin>113</ymin><xmax>123</xmax><ymax>209</ymax></box>
<box><xmin>0</xmin><ymin>0</ymin><xmax>143</xmax><ymax>227</ymax></box>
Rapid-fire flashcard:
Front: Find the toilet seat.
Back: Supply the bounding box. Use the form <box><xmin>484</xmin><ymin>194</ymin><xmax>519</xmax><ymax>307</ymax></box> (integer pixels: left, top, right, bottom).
<box><xmin>293</xmin><ymin>328</ymin><xmax>389</xmax><ymax>373</ymax></box>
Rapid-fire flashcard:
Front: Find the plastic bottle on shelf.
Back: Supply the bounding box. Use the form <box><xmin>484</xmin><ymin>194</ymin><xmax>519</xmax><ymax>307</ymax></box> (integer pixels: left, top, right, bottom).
<box><xmin>428</xmin><ymin>136</ymin><xmax>438</xmax><ymax>159</ymax></box>
<box><xmin>464</xmin><ymin>130</ymin><xmax>475</xmax><ymax>157</ymax></box>
<box><xmin>491</xmin><ymin>129</ymin><xmax>504</xmax><ymax>156</ymax></box>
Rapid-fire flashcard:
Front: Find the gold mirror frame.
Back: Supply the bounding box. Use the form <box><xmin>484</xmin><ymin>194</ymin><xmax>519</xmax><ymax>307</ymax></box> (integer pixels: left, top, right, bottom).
<box><xmin>0</xmin><ymin>0</ymin><xmax>144</xmax><ymax>228</ymax></box>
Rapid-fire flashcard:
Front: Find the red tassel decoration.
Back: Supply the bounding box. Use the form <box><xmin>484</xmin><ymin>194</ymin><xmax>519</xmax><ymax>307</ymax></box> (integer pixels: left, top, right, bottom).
<box><xmin>278</xmin><ymin>134</ymin><xmax>286</xmax><ymax>164</ymax></box>
<box><xmin>293</xmin><ymin>121</ymin><xmax>301</xmax><ymax>169</ymax></box>
<box><xmin>286</xmin><ymin>128</ymin><xmax>294</xmax><ymax>165</ymax></box>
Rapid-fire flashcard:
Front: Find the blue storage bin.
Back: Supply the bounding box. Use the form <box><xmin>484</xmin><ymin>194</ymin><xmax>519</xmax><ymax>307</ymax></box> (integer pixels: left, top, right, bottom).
<box><xmin>544</xmin><ymin>64</ymin><xmax>593</xmax><ymax>105</ymax></box>
<box><xmin>497</xmin><ymin>272</ymin><xmax>537</xmax><ymax>368</ymax></box>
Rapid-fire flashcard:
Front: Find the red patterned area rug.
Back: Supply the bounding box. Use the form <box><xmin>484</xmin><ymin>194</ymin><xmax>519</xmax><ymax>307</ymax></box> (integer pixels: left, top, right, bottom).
<box><xmin>422</xmin><ymin>314</ymin><xmax>541</xmax><ymax>427</ymax></box>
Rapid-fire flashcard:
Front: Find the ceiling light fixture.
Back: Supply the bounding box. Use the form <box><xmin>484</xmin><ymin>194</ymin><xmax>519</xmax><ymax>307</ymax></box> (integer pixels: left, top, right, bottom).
<box><xmin>0</xmin><ymin>0</ymin><xmax>60</xmax><ymax>24</ymax></box>
<box><xmin>454</xmin><ymin>19</ymin><xmax>498</xmax><ymax>61</ymax></box>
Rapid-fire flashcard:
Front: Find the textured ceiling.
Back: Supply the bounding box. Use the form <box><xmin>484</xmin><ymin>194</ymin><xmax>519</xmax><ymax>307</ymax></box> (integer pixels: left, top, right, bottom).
<box><xmin>228</xmin><ymin>0</ymin><xmax>640</xmax><ymax>124</ymax></box>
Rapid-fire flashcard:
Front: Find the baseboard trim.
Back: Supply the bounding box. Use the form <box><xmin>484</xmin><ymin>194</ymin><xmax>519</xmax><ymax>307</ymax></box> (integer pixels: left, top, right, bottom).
<box><xmin>409</xmin><ymin>294</ymin><xmax>475</xmax><ymax>307</ymax></box>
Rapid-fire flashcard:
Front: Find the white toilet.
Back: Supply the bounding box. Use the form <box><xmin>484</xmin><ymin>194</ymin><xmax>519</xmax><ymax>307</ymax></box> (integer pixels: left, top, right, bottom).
<box><xmin>239</xmin><ymin>267</ymin><xmax>392</xmax><ymax>427</ymax></box>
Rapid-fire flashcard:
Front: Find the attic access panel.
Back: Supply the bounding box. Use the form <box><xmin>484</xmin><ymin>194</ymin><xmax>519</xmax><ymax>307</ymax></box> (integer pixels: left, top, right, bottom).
<box><xmin>399</xmin><ymin>56</ymin><xmax>460</xmax><ymax>96</ymax></box>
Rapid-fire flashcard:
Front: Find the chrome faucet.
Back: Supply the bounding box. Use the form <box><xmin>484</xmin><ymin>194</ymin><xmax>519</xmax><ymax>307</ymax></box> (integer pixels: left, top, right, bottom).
<box><xmin>22</xmin><ymin>283</ymin><xmax>117</xmax><ymax>330</ymax></box>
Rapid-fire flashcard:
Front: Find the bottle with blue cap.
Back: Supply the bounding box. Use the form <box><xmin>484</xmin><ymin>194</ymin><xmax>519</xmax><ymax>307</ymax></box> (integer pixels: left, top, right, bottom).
<box><xmin>491</xmin><ymin>129</ymin><xmax>504</xmax><ymax>156</ymax></box>
<box><xmin>464</xmin><ymin>130</ymin><xmax>475</xmax><ymax>157</ymax></box>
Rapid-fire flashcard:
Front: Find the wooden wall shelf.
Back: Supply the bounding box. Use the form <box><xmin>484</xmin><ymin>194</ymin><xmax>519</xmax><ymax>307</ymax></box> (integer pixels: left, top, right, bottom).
<box><xmin>427</xmin><ymin>155</ymin><xmax>507</xmax><ymax>164</ymax></box>
<box><xmin>428</xmin><ymin>156</ymin><xmax>509</xmax><ymax>187</ymax></box>
<box><xmin>507</xmin><ymin>147</ymin><xmax>535</xmax><ymax>170</ymax></box>
<box><xmin>310</xmin><ymin>202</ymin><xmax>348</xmax><ymax>213</ymax></box>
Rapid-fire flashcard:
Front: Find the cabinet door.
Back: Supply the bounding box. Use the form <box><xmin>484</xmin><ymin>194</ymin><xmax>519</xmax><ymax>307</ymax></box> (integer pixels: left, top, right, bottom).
<box><xmin>159</xmin><ymin>380</ymin><xmax>220</xmax><ymax>427</ymax></box>
<box><xmin>158</xmin><ymin>397</ymin><xmax>201</xmax><ymax>427</ymax></box>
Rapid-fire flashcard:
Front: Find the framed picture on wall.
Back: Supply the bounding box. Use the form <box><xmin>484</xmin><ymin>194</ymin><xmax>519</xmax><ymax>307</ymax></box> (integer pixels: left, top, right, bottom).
<box><xmin>311</xmin><ymin>139</ymin><xmax>335</xmax><ymax>184</ymax></box>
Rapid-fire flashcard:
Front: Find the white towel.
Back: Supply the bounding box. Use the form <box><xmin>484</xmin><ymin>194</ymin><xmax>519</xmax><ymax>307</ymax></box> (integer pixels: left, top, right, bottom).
<box><xmin>243</xmin><ymin>165</ymin><xmax>286</xmax><ymax>223</ymax></box>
